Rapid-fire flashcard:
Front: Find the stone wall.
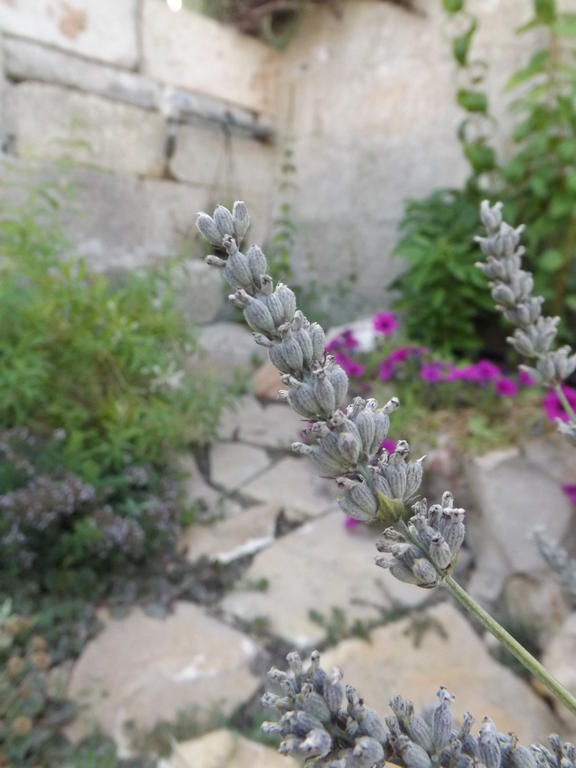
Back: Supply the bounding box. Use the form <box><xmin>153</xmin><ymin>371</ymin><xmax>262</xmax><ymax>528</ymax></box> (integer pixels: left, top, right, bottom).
<box><xmin>0</xmin><ymin>0</ymin><xmax>544</xmax><ymax>315</ymax></box>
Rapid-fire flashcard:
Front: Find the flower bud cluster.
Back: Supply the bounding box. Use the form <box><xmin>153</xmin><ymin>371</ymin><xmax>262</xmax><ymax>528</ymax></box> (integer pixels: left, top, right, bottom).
<box><xmin>196</xmin><ymin>202</ymin><xmax>462</xmax><ymax>588</ymax></box>
<box><xmin>375</xmin><ymin>491</ymin><xmax>465</xmax><ymax>587</ymax></box>
<box><xmin>476</xmin><ymin>201</ymin><xmax>576</xmax><ymax>387</ymax></box>
<box><xmin>262</xmin><ymin>651</ymin><xmax>575</xmax><ymax>768</ymax></box>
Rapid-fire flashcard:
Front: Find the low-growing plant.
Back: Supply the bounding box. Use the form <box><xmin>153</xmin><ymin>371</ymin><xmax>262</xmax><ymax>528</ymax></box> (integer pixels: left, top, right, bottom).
<box><xmin>196</xmin><ymin>199</ymin><xmax>576</xmax><ymax>766</ymax></box>
<box><xmin>0</xmin><ymin>178</ymin><xmax>228</xmax><ymax>483</ymax></box>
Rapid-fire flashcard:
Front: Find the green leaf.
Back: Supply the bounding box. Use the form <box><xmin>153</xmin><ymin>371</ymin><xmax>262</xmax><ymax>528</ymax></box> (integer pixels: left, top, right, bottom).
<box><xmin>464</xmin><ymin>141</ymin><xmax>497</xmax><ymax>173</ymax></box>
<box><xmin>442</xmin><ymin>0</ymin><xmax>464</xmax><ymax>13</ymax></box>
<box><xmin>565</xmin><ymin>295</ymin><xmax>576</xmax><ymax>311</ymax></box>
<box><xmin>457</xmin><ymin>89</ymin><xmax>488</xmax><ymax>114</ymax></box>
<box><xmin>506</xmin><ymin>50</ymin><xmax>549</xmax><ymax>90</ymax></box>
<box><xmin>534</xmin><ymin>0</ymin><xmax>557</xmax><ymax>24</ymax></box>
<box><xmin>553</xmin><ymin>12</ymin><xmax>576</xmax><ymax>36</ymax></box>
<box><xmin>376</xmin><ymin>491</ymin><xmax>408</xmax><ymax>526</ymax></box>
<box><xmin>452</xmin><ymin>18</ymin><xmax>477</xmax><ymax>66</ymax></box>
<box><xmin>567</xmin><ymin>172</ymin><xmax>576</xmax><ymax>194</ymax></box>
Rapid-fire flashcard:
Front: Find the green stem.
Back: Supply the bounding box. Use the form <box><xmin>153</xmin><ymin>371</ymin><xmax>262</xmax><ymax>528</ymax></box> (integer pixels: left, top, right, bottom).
<box><xmin>443</xmin><ymin>574</ymin><xmax>576</xmax><ymax>718</ymax></box>
<box><xmin>554</xmin><ymin>382</ymin><xmax>576</xmax><ymax>425</ymax></box>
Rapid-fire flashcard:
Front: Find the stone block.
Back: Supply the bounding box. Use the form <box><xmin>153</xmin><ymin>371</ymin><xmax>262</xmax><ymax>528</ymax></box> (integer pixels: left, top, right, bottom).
<box><xmin>0</xmin><ymin>0</ymin><xmax>138</xmax><ymax>68</ymax></box>
<box><xmin>542</xmin><ymin>612</ymin><xmax>576</xmax><ymax>732</ymax></box>
<box><xmin>210</xmin><ymin>442</ymin><xmax>270</xmax><ymax>491</ymax></box>
<box><xmin>7</xmin><ymin>83</ymin><xmax>166</xmax><ymax>177</ymax></box>
<box><xmin>142</xmin><ymin>1</ymin><xmax>277</xmax><ymax>115</ymax></box>
<box><xmin>4</xmin><ymin>37</ymin><xmax>159</xmax><ymax>110</ymax></box>
<box><xmin>67</xmin><ymin>603</ymin><xmax>261</xmax><ymax>748</ymax></box>
<box><xmin>321</xmin><ymin>603</ymin><xmax>562</xmax><ymax>744</ymax></box>
<box><xmin>172</xmin><ymin>260</ymin><xmax>224</xmax><ymax>326</ymax></box>
<box><xmin>170</xmin><ymin>729</ymin><xmax>298</xmax><ymax>768</ymax></box>
<box><xmin>197</xmin><ymin>322</ymin><xmax>267</xmax><ymax>384</ymax></box>
<box><xmin>217</xmin><ymin>396</ymin><xmax>299</xmax><ymax>449</ymax></box>
<box><xmin>220</xmin><ymin>511</ymin><xmax>427</xmax><ymax>647</ymax></box>
<box><xmin>183</xmin><ymin>503</ymin><xmax>278</xmax><ymax>564</ymax></box>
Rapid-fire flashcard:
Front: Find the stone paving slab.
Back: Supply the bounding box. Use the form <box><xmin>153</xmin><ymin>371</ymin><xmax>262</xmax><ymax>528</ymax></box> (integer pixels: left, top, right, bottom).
<box><xmin>67</xmin><ymin>603</ymin><xmax>261</xmax><ymax>750</ymax></box>
<box><xmin>183</xmin><ymin>504</ymin><xmax>279</xmax><ymax>564</ymax></box>
<box><xmin>321</xmin><ymin>603</ymin><xmax>563</xmax><ymax>745</ymax></box>
<box><xmin>169</xmin><ymin>729</ymin><xmax>298</xmax><ymax>768</ymax></box>
<box><xmin>240</xmin><ymin>456</ymin><xmax>335</xmax><ymax>520</ymax></box>
<box><xmin>220</xmin><ymin>511</ymin><xmax>427</xmax><ymax>648</ymax></box>
<box><xmin>210</xmin><ymin>442</ymin><xmax>270</xmax><ymax>492</ymax></box>
<box><xmin>218</xmin><ymin>396</ymin><xmax>301</xmax><ymax>449</ymax></box>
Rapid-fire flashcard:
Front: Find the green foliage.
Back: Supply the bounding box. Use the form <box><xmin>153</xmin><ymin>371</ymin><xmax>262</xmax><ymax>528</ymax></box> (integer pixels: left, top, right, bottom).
<box><xmin>0</xmin><ymin>180</ymin><xmax>228</xmax><ymax>482</ymax></box>
<box><xmin>391</xmin><ymin>189</ymin><xmax>497</xmax><ymax>355</ymax></box>
<box><xmin>392</xmin><ymin>0</ymin><xmax>576</xmax><ymax>357</ymax></box>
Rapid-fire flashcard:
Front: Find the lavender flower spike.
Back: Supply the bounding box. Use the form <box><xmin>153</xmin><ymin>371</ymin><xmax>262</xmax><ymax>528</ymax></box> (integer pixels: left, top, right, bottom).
<box><xmin>262</xmin><ymin>650</ymin><xmax>576</xmax><ymax>768</ymax></box>
<box><xmin>196</xmin><ymin>202</ymin><xmax>468</xmax><ymax>588</ymax></box>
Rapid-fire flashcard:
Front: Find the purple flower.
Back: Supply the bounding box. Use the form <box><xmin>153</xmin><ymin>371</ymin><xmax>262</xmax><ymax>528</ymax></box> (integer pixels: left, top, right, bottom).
<box><xmin>334</xmin><ymin>352</ymin><xmax>365</xmax><ymax>378</ymax></box>
<box><xmin>378</xmin><ymin>360</ymin><xmax>395</xmax><ymax>381</ymax></box>
<box><xmin>543</xmin><ymin>385</ymin><xmax>576</xmax><ymax>423</ymax></box>
<box><xmin>562</xmin><ymin>484</ymin><xmax>576</xmax><ymax>507</ymax></box>
<box><xmin>344</xmin><ymin>517</ymin><xmax>361</xmax><ymax>530</ymax></box>
<box><xmin>373</xmin><ymin>312</ymin><xmax>398</xmax><ymax>336</ymax></box>
<box><xmin>473</xmin><ymin>359</ymin><xmax>502</xmax><ymax>382</ymax></box>
<box><xmin>518</xmin><ymin>370</ymin><xmax>535</xmax><ymax>387</ymax></box>
<box><xmin>495</xmin><ymin>377</ymin><xmax>518</xmax><ymax>397</ymax></box>
<box><xmin>381</xmin><ymin>439</ymin><xmax>396</xmax><ymax>453</ymax></box>
<box><xmin>420</xmin><ymin>361</ymin><xmax>453</xmax><ymax>383</ymax></box>
<box><xmin>327</xmin><ymin>329</ymin><xmax>359</xmax><ymax>353</ymax></box>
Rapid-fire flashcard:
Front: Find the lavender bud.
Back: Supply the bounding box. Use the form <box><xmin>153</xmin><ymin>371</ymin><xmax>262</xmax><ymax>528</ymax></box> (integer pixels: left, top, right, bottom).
<box><xmin>478</xmin><ymin>717</ymin><xmax>501</xmax><ymax>768</ymax></box>
<box><xmin>204</xmin><ymin>254</ymin><xmax>226</xmax><ymax>267</ymax></box>
<box><xmin>323</xmin><ymin>668</ymin><xmax>345</xmax><ymax>714</ymax></box>
<box><xmin>432</xmin><ymin>687</ymin><xmax>454</xmax><ymax>751</ymax></box>
<box><xmin>276</xmin><ymin>283</ymin><xmax>297</xmax><ymax>322</ymax></box>
<box><xmin>224</xmin><ymin>249</ymin><xmax>254</xmax><ymax>289</ymax></box>
<box><xmin>429</xmin><ymin>533</ymin><xmax>453</xmax><ymax>570</ymax></box>
<box><xmin>396</xmin><ymin>735</ymin><xmax>433</xmax><ymax>768</ymax></box>
<box><xmin>196</xmin><ymin>212</ymin><xmax>223</xmax><ymax>246</ymax></box>
<box><xmin>246</xmin><ymin>244</ymin><xmax>267</xmax><ymax>283</ymax></box>
<box><xmin>412</xmin><ymin>558</ymin><xmax>438</xmax><ymax>587</ymax></box>
<box><xmin>314</xmin><ymin>372</ymin><xmax>336</xmax><ymax>416</ymax></box>
<box><xmin>310</xmin><ymin>323</ymin><xmax>327</xmax><ymax>361</ymax></box>
<box><xmin>299</xmin><ymin>728</ymin><xmax>332</xmax><ymax>758</ymax></box>
<box><xmin>232</xmin><ymin>200</ymin><xmax>250</xmax><ymax>241</ymax></box>
<box><xmin>214</xmin><ymin>205</ymin><xmax>235</xmax><ymax>237</ymax></box>
<box><xmin>244</xmin><ymin>297</ymin><xmax>277</xmax><ymax>335</ymax></box>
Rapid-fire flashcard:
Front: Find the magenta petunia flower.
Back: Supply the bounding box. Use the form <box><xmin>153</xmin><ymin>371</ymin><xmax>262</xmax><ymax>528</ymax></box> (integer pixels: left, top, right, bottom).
<box><xmin>495</xmin><ymin>377</ymin><xmax>518</xmax><ymax>397</ymax></box>
<box><xmin>562</xmin><ymin>484</ymin><xmax>576</xmax><ymax>507</ymax></box>
<box><xmin>378</xmin><ymin>360</ymin><xmax>395</xmax><ymax>381</ymax></box>
<box><xmin>518</xmin><ymin>370</ymin><xmax>535</xmax><ymax>387</ymax></box>
<box><xmin>473</xmin><ymin>359</ymin><xmax>502</xmax><ymax>382</ymax></box>
<box><xmin>345</xmin><ymin>517</ymin><xmax>361</xmax><ymax>530</ymax></box>
<box><xmin>373</xmin><ymin>311</ymin><xmax>398</xmax><ymax>336</ymax></box>
<box><xmin>326</xmin><ymin>329</ymin><xmax>359</xmax><ymax>353</ymax></box>
<box><xmin>334</xmin><ymin>352</ymin><xmax>365</xmax><ymax>378</ymax></box>
<box><xmin>420</xmin><ymin>361</ymin><xmax>452</xmax><ymax>383</ymax></box>
<box><xmin>543</xmin><ymin>385</ymin><xmax>576</xmax><ymax>423</ymax></box>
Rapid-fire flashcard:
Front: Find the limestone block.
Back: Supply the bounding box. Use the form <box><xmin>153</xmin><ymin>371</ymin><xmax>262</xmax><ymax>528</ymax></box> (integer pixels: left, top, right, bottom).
<box><xmin>0</xmin><ymin>0</ymin><xmax>138</xmax><ymax>68</ymax></box>
<box><xmin>210</xmin><ymin>442</ymin><xmax>270</xmax><ymax>491</ymax></box>
<box><xmin>220</xmin><ymin>511</ymin><xmax>427</xmax><ymax>647</ymax></box>
<box><xmin>170</xmin><ymin>729</ymin><xmax>298</xmax><ymax>768</ymax></box>
<box><xmin>142</xmin><ymin>1</ymin><xmax>277</xmax><ymax>115</ymax></box>
<box><xmin>196</xmin><ymin>322</ymin><xmax>267</xmax><ymax>383</ymax></box>
<box><xmin>7</xmin><ymin>83</ymin><xmax>166</xmax><ymax>177</ymax></box>
<box><xmin>217</xmin><ymin>396</ymin><xmax>299</xmax><ymax>449</ymax></box>
<box><xmin>67</xmin><ymin>604</ymin><xmax>261</xmax><ymax>746</ymax></box>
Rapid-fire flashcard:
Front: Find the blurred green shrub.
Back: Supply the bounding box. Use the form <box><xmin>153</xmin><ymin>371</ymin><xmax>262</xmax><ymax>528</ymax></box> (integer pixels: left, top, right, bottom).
<box><xmin>0</xmin><ymin>180</ymin><xmax>228</xmax><ymax>483</ymax></box>
<box><xmin>392</xmin><ymin>0</ymin><xmax>576</xmax><ymax>357</ymax></box>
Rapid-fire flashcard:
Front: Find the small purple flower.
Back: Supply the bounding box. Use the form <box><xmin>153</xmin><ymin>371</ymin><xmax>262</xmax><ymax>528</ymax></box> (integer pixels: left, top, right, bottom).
<box><xmin>379</xmin><ymin>360</ymin><xmax>395</xmax><ymax>381</ymax></box>
<box><xmin>473</xmin><ymin>359</ymin><xmax>502</xmax><ymax>382</ymax></box>
<box><xmin>495</xmin><ymin>377</ymin><xmax>518</xmax><ymax>397</ymax></box>
<box><xmin>518</xmin><ymin>370</ymin><xmax>535</xmax><ymax>387</ymax></box>
<box><xmin>420</xmin><ymin>361</ymin><xmax>451</xmax><ymax>383</ymax></box>
<box><xmin>327</xmin><ymin>329</ymin><xmax>359</xmax><ymax>353</ymax></box>
<box><xmin>543</xmin><ymin>385</ymin><xmax>576</xmax><ymax>423</ymax></box>
<box><xmin>345</xmin><ymin>517</ymin><xmax>361</xmax><ymax>530</ymax></box>
<box><xmin>373</xmin><ymin>312</ymin><xmax>398</xmax><ymax>336</ymax></box>
<box><xmin>562</xmin><ymin>484</ymin><xmax>576</xmax><ymax>507</ymax></box>
<box><xmin>381</xmin><ymin>438</ymin><xmax>396</xmax><ymax>453</ymax></box>
<box><xmin>334</xmin><ymin>352</ymin><xmax>365</xmax><ymax>378</ymax></box>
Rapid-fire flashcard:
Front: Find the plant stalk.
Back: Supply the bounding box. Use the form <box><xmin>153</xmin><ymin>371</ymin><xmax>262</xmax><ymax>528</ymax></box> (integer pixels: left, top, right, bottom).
<box><xmin>554</xmin><ymin>382</ymin><xmax>576</xmax><ymax>425</ymax></box>
<box><xmin>443</xmin><ymin>574</ymin><xmax>576</xmax><ymax>717</ymax></box>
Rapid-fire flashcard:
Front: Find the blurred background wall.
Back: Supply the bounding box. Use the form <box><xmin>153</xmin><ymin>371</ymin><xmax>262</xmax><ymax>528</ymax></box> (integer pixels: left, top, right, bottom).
<box><xmin>0</xmin><ymin>0</ymin><xmax>540</xmax><ymax>306</ymax></box>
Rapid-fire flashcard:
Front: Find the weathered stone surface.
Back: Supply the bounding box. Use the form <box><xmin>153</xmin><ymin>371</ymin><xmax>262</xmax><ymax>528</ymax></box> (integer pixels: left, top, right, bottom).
<box><xmin>170</xmin><ymin>729</ymin><xmax>298</xmax><ymax>768</ymax></box>
<box><xmin>0</xmin><ymin>0</ymin><xmax>138</xmax><ymax>67</ymax></box>
<box><xmin>542</xmin><ymin>612</ymin><xmax>576</xmax><ymax>732</ymax></box>
<box><xmin>210</xmin><ymin>442</ymin><xmax>270</xmax><ymax>491</ymax></box>
<box><xmin>197</xmin><ymin>323</ymin><xmax>267</xmax><ymax>383</ymax></box>
<box><xmin>142</xmin><ymin>1</ymin><xmax>277</xmax><ymax>115</ymax></box>
<box><xmin>183</xmin><ymin>504</ymin><xmax>278</xmax><ymax>564</ymax></box>
<box><xmin>7</xmin><ymin>83</ymin><xmax>165</xmax><ymax>177</ymax></box>
<box><xmin>68</xmin><ymin>603</ymin><xmax>261</xmax><ymax>748</ymax></box>
<box><xmin>173</xmin><ymin>260</ymin><xmax>223</xmax><ymax>326</ymax></box>
<box><xmin>176</xmin><ymin>454</ymin><xmax>234</xmax><ymax>522</ymax></box>
<box><xmin>218</xmin><ymin>396</ymin><xmax>300</xmax><ymax>449</ymax></box>
<box><xmin>220</xmin><ymin>511</ymin><xmax>427</xmax><ymax>647</ymax></box>
<box><xmin>252</xmin><ymin>360</ymin><xmax>283</xmax><ymax>401</ymax></box>
<box><xmin>465</xmin><ymin>447</ymin><xmax>574</xmax><ymax>604</ymax></box>
<box><xmin>523</xmin><ymin>436</ymin><xmax>576</xmax><ymax>486</ymax></box>
<box><xmin>322</xmin><ymin>603</ymin><xmax>562</xmax><ymax>744</ymax></box>
<box><xmin>241</xmin><ymin>457</ymin><xmax>334</xmax><ymax>518</ymax></box>
<box><xmin>4</xmin><ymin>37</ymin><xmax>159</xmax><ymax>110</ymax></box>
<box><xmin>503</xmin><ymin>573</ymin><xmax>570</xmax><ymax>648</ymax></box>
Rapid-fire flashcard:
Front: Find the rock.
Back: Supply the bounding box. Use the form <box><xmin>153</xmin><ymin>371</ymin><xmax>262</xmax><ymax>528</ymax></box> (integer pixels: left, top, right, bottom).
<box><xmin>7</xmin><ymin>83</ymin><xmax>165</xmax><ymax>178</ymax></box>
<box><xmin>169</xmin><ymin>729</ymin><xmax>298</xmax><ymax>768</ymax></box>
<box><xmin>142</xmin><ymin>0</ymin><xmax>276</xmax><ymax>115</ymax></box>
<box><xmin>210</xmin><ymin>442</ymin><xmax>270</xmax><ymax>491</ymax></box>
<box><xmin>523</xmin><ymin>436</ymin><xmax>576</xmax><ymax>486</ymax></box>
<box><xmin>465</xmin><ymin>447</ymin><xmax>574</xmax><ymax>604</ymax></box>
<box><xmin>252</xmin><ymin>360</ymin><xmax>283</xmax><ymax>401</ymax></box>
<box><xmin>321</xmin><ymin>603</ymin><xmax>562</xmax><ymax>744</ymax></box>
<box><xmin>0</xmin><ymin>0</ymin><xmax>138</xmax><ymax>68</ymax></box>
<box><xmin>197</xmin><ymin>323</ymin><xmax>267</xmax><ymax>384</ymax></box>
<box><xmin>542</xmin><ymin>612</ymin><xmax>576</xmax><ymax>732</ymax></box>
<box><xmin>67</xmin><ymin>604</ymin><xmax>261</xmax><ymax>749</ymax></box>
<box><xmin>4</xmin><ymin>37</ymin><xmax>158</xmax><ymax>110</ymax></box>
<box><xmin>175</xmin><ymin>454</ymin><xmax>231</xmax><ymax>522</ymax></box>
<box><xmin>218</xmin><ymin>396</ymin><xmax>300</xmax><ymax>449</ymax></box>
<box><xmin>173</xmin><ymin>260</ymin><xmax>223</xmax><ymax>326</ymax></box>
<box><xmin>220</xmin><ymin>511</ymin><xmax>427</xmax><ymax>647</ymax></box>
<box><xmin>503</xmin><ymin>573</ymin><xmax>570</xmax><ymax>648</ymax></box>
<box><xmin>241</xmin><ymin>456</ymin><xmax>334</xmax><ymax>518</ymax></box>
<box><xmin>182</xmin><ymin>504</ymin><xmax>279</xmax><ymax>564</ymax></box>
